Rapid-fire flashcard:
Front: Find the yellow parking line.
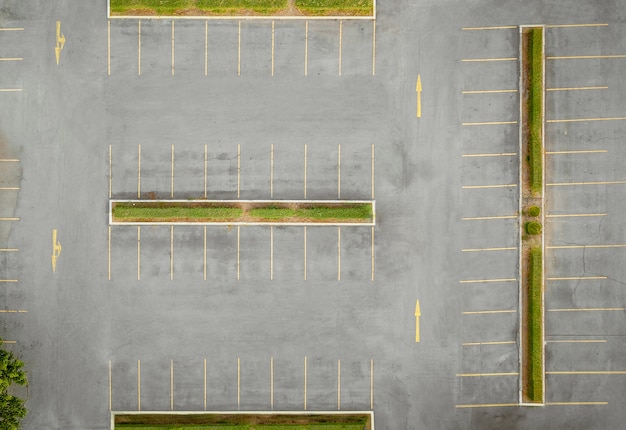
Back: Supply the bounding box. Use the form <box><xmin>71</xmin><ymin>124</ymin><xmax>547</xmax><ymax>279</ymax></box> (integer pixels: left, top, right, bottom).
<box><xmin>271</xmin><ymin>21</ymin><xmax>275</xmax><ymax>76</ymax></box>
<box><xmin>270</xmin><ymin>357</ymin><xmax>274</xmax><ymax>410</ymax></box>
<box><xmin>545</xmin><ymin>23</ymin><xmax>608</xmax><ymax>28</ymax></box>
<box><xmin>0</xmin><ymin>249</ymin><xmax>18</xmax><ymax>252</ymax></box>
<box><xmin>270</xmin><ymin>144</ymin><xmax>274</xmax><ymax>198</ymax></box>
<box><xmin>547</xmin><ymin>181</ymin><xmax>626</xmax><ymax>186</ymax></box>
<box><xmin>237</xmin><ymin>144</ymin><xmax>241</xmax><ymax>198</ymax></box>
<box><xmin>304</xmin><ymin>144</ymin><xmax>307</xmax><ymax>198</ymax></box>
<box><xmin>547</xmin><ymin>244</ymin><xmax>626</xmax><ymax>249</ymax></box>
<box><xmin>0</xmin><ymin>188</ymin><xmax>18</xmax><ymax>190</ymax></box>
<box><xmin>137</xmin><ymin>359</ymin><xmax>141</xmax><ymax>411</ymax></box>
<box><xmin>108</xmin><ymin>21</ymin><xmax>111</xmax><ymax>75</ymax></box>
<box><xmin>137</xmin><ymin>226</ymin><xmax>141</xmax><ymax>280</ymax></box>
<box><xmin>547</xmin><ymin>371</ymin><xmax>626</xmax><ymax>375</ymax></box>
<box><xmin>546</xmin><ymin>150</ymin><xmax>607</xmax><ymax>154</ymax></box>
<box><xmin>547</xmin><ymin>86</ymin><xmax>608</xmax><ymax>91</ymax></box>
<box><xmin>548</xmin><ymin>116</ymin><xmax>626</xmax><ymax>123</ymax></box>
<box><xmin>170</xmin><ymin>226</ymin><xmax>174</xmax><ymax>281</ymax></box>
<box><xmin>337</xmin><ymin>144</ymin><xmax>341</xmax><ymax>198</ymax></box>
<box><xmin>0</xmin><ymin>159</ymin><xmax>19</xmax><ymax>162</ymax></box>
<box><xmin>270</xmin><ymin>226</ymin><xmax>274</xmax><ymax>281</ymax></box>
<box><xmin>461</xmin><ymin>57</ymin><xmax>517</xmax><ymax>62</ymax></box>
<box><xmin>108</xmin><ymin>226</ymin><xmax>111</xmax><ymax>281</ymax></box>
<box><xmin>546</xmin><ymin>213</ymin><xmax>606</xmax><ymax>218</ymax></box>
<box><xmin>462</xmin><ymin>121</ymin><xmax>518</xmax><ymax>126</ymax></box>
<box><xmin>547</xmin><ymin>276</ymin><xmax>606</xmax><ymax>280</ymax></box>
<box><xmin>337</xmin><ymin>227</ymin><xmax>341</xmax><ymax>281</ymax></box>
<box><xmin>462</xmin><ymin>341</ymin><xmax>516</xmax><ymax>346</ymax></box>
<box><xmin>237</xmin><ymin>21</ymin><xmax>241</xmax><ymax>76</ymax></box>
<box><xmin>457</xmin><ymin>372</ymin><xmax>519</xmax><ymax>377</ymax></box>
<box><xmin>462</xmin><ymin>26</ymin><xmax>517</xmax><ymax>31</ymax></box>
<box><xmin>456</xmin><ymin>403</ymin><xmax>518</xmax><ymax>408</ymax></box>
<box><xmin>0</xmin><ymin>218</ymin><xmax>19</xmax><ymax>221</ymax></box>
<box><xmin>137</xmin><ymin>144</ymin><xmax>141</xmax><ymax>198</ymax></box>
<box><xmin>460</xmin><ymin>278</ymin><xmax>516</xmax><ymax>283</ymax></box>
<box><xmin>303</xmin><ymin>356</ymin><xmax>307</xmax><ymax>410</ymax></box>
<box><xmin>547</xmin><ymin>340</ymin><xmax>607</xmax><ymax>343</ymax></box>
<box><xmin>0</xmin><ymin>58</ymin><xmax>23</xmax><ymax>61</ymax></box>
<box><xmin>171</xmin><ymin>21</ymin><xmax>175</xmax><ymax>76</ymax></box>
<box><xmin>171</xmin><ymin>144</ymin><xmax>175</xmax><ymax>198</ymax></box>
<box><xmin>205</xmin><ymin>21</ymin><xmax>209</xmax><ymax>76</ymax></box>
<box><xmin>138</xmin><ymin>21</ymin><xmax>141</xmax><ymax>76</ymax></box>
<box><xmin>304</xmin><ymin>21</ymin><xmax>308</xmax><ymax>76</ymax></box>
<box><xmin>371</xmin><ymin>144</ymin><xmax>375</xmax><ymax>199</ymax></box>
<box><xmin>109</xmin><ymin>360</ymin><xmax>112</xmax><ymax>411</ymax></box>
<box><xmin>462</xmin><ymin>153</ymin><xmax>517</xmax><ymax>157</ymax></box>
<box><xmin>462</xmin><ymin>89</ymin><xmax>517</xmax><ymax>94</ymax></box>
<box><xmin>109</xmin><ymin>145</ymin><xmax>112</xmax><ymax>198</ymax></box>
<box><xmin>204</xmin><ymin>144</ymin><xmax>208</xmax><ymax>198</ymax></box>
<box><xmin>462</xmin><ymin>215</ymin><xmax>517</xmax><ymax>220</ymax></box>
<box><xmin>463</xmin><ymin>310</ymin><xmax>516</xmax><ymax>315</ymax></box>
<box><xmin>0</xmin><ymin>310</ymin><xmax>27</xmax><ymax>313</ymax></box>
<box><xmin>1</xmin><ymin>341</ymin><xmax>16</xmax><ymax>343</ymax></box>
<box><xmin>370</xmin><ymin>359</ymin><xmax>374</xmax><ymax>409</ymax></box>
<box><xmin>0</xmin><ymin>89</ymin><xmax>22</xmax><ymax>92</ymax></box>
<box><xmin>303</xmin><ymin>227</ymin><xmax>307</xmax><ymax>281</ymax></box>
<box><xmin>372</xmin><ymin>21</ymin><xmax>376</xmax><ymax>76</ymax></box>
<box><xmin>338</xmin><ymin>21</ymin><xmax>342</xmax><ymax>76</ymax></box>
<box><xmin>547</xmin><ymin>55</ymin><xmax>626</xmax><ymax>60</ymax></box>
<box><xmin>237</xmin><ymin>357</ymin><xmax>240</xmax><ymax>410</ymax></box>
<box><xmin>548</xmin><ymin>308</ymin><xmax>626</xmax><ymax>312</ymax></box>
<box><xmin>203</xmin><ymin>358</ymin><xmax>207</xmax><ymax>410</ymax></box>
<box><xmin>0</xmin><ymin>28</ymin><xmax>24</xmax><ymax>31</ymax></box>
<box><xmin>237</xmin><ymin>226</ymin><xmax>240</xmax><ymax>280</ymax></box>
<box><xmin>462</xmin><ymin>184</ymin><xmax>517</xmax><ymax>189</ymax></box>
<box><xmin>204</xmin><ymin>226</ymin><xmax>207</xmax><ymax>281</ymax></box>
<box><xmin>462</xmin><ymin>247</ymin><xmax>516</xmax><ymax>252</ymax></box>
<box><xmin>0</xmin><ymin>280</ymin><xmax>18</xmax><ymax>283</ymax></box>
<box><xmin>371</xmin><ymin>227</ymin><xmax>375</xmax><ymax>281</ymax></box>
<box><xmin>170</xmin><ymin>359</ymin><xmax>174</xmax><ymax>410</ymax></box>
<box><xmin>337</xmin><ymin>359</ymin><xmax>341</xmax><ymax>410</ymax></box>
<box><xmin>546</xmin><ymin>402</ymin><xmax>608</xmax><ymax>406</ymax></box>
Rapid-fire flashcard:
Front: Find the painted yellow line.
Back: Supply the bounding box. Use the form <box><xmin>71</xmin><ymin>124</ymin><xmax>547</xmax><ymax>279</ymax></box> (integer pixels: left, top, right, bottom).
<box><xmin>203</xmin><ymin>358</ymin><xmax>207</xmax><ymax>410</ymax></box>
<box><xmin>462</xmin><ymin>26</ymin><xmax>517</xmax><ymax>31</ymax></box>
<box><xmin>462</xmin><ymin>121</ymin><xmax>518</xmax><ymax>126</ymax></box>
<box><xmin>270</xmin><ymin>144</ymin><xmax>274</xmax><ymax>198</ymax></box>
<box><xmin>463</xmin><ymin>310</ymin><xmax>516</xmax><ymax>315</ymax></box>
<box><xmin>203</xmin><ymin>226</ymin><xmax>207</xmax><ymax>281</ymax></box>
<box><xmin>171</xmin><ymin>144</ymin><xmax>175</xmax><ymax>198</ymax></box>
<box><xmin>304</xmin><ymin>21</ymin><xmax>308</xmax><ymax>76</ymax></box>
<box><xmin>370</xmin><ymin>359</ymin><xmax>374</xmax><ymax>410</ymax></box>
<box><xmin>548</xmin><ymin>308</ymin><xmax>626</xmax><ymax>312</ymax></box>
<box><xmin>371</xmin><ymin>227</ymin><xmax>375</xmax><ymax>281</ymax></box>
<box><xmin>462</xmin><ymin>184</ymin><xmax>517</xmax><ymax>189</ymax></box>
<box><xmin>0</xmin><ymin>28</ymin><xmax>24</xmax><ymax>31</ymax></box>
<box><xmin>460</xmin><ymin>278</ymin><xmax>516</xmax><ymax>283</ymax></box>
<box><xmin>337</xmin><ymin>359</ymin><xmax>341</xmax><ymax>410</ymax></box>
<box><xmin>138</xmin><ymin>21</ymin><xmax>141</xmax><ymax>76</ymax></box>
<box><xmin>462</xmin><ymin>215</ymin><xmax>517</xmax><ymax>220</ymax></box>
<box><xmin>170</xmin><ymin>359</ymin><xmax>174</xmax><ymax>410</ymax></box>
<box><xmin>547</xmin><ymin>371</ymin><xmax>626</xmax><ymax>375</ymax></box>
<box><xmin>0</xmin><ymin>188</ymin><xmax>18</xmax><ymax>190</ymax></box>
<box><xmin>547</xmin><ymin>181</ymin><xmax>626</xmax><ymax>186</ymax></box>
<box><xmin>461</xmin><ymin>57</ymin><xmax>517</xmax><ymax>62</ymax></box>
<box><xmin>270</xmin><ymin>226</ymin><xmax>274</xmax><ymax>281</ymax></box>
<box><xmin>270</xmin><ymin>357</ymin><xmax>274</xmax><ymax>410</ymax></box>
<box><xmin>237</xmin><ymin>21</ymin><xmax>241</xmax><ymax>76</ymax></box>
<box><xmin>1</xmin><ymin>341</ymin><xmax>16</xmax><ymax>344</ymax></box>
<box><xmin>547</xmin><ymin>86</ymin><xmax>608</xmax><ymax>91</ymax></box>
<box><xmin>546</xmin><ymin>402</ymin><xmax>608</xmax><ymax>406</ymax></box>
<box><xmin>0</xmin><ymin>310</ymin><xmax>26</xmax><ymax>313</ymax></box>
<box><xmin>304</xmin><ymin>227</ymin><xmax>307</xmax><ymax>281</ymax></box>
<box><xmin>545</xmin><ymin>23</ymin><xmax>608</xmax><ymax>28</ymax></box>
<box><xmin>546</xmin><ymin>150</ymin><xmax>607</xmax><ymax>154</ymax></box>
<box><xmin>0</xmin><ymin>58</ymin><xmax>23</xmax><ymax>61</ymax></box>
<box><xmin>171</xmin><ymin>21</ymin><xmax>175</xmax><ymax>76</ymax></box>
<box><xmin>237</xmin><ymin>226</ymin><xmax>240</xmax><ymax>280</ymax></box>
<box><xmin>107</xmin><ymin>21</ymin><xmax>111</xmax><ymax>76</ymax></box>
<box><xmin>0</xmin><ymin>159</ymin><xmax>19</xmax><ymax>162</ymax></box>
<box><xmin>372</xmin><ymin>21</ymin><xmax>376</xmax><ymax>76</ymax></box>
<box><xmin>137</xmin><ymin>226</ymin><xmax>141</xmax><ymax>281</ymax></box>
<box><xmin>462</xmin><ymin>247</ymin><xmax>516</xmax><ymax>252</ymax></box>
<box><xmin>204</xmin><ymin>144</ymin><xmax>208</xmax><ymax>198</ymax></box>
<box><xmin>371</xmin><ymin>144</ymin><xmax>375</xmax><ymax>199</ymax></box>
<box><xmin>237</xmin><ymin>357</ymin><xmax>240</xmax><ymax>410</ymax></box>
<box><xmin>546</xmin><ymin>213</ymin><xmax>606</xmax><ymax>218</ymax></box>
<box><xmin>547</xmin><ymin>244</ymin><xmax>626</xmax><ymax>249</ymax></box>
<box><xmin>237</xmin><ymin>144</ymin><xmax>241</xmax><ymax>198</ymax></box>
<box><xmin>338</xmin><ymin>21</ymin><xmax>342</xmax><ymax>76</ymax></box>
<box><xmin>303</xmin><ymin>144</ymin><xmax>307</xmax><ymax>198</ymax></box>
<box><xmin>0</xmin><ymin>89</ymin><xmax>22</xmax><ymax>92</ymax></box>
<box><xmin>303</xmin><ymin>356</ymin><xmax>307</xmax><ymax>410</ymax></box>
<box><xmin>109</xmin><ymin>145</ymin><xmax>112</xmax><ymax>198</ymax></box>
<box><xmin>205</xmin><ymin>21</ymin><xmax>208</xmax><ymax>76</ymax></box>
<box><xmin>547</xmin><ymin>276</ymin><xmax>606</xmax><ymax>281</ymax></box>
<box><xmin>271</xmin><ymin>21</ymin><xmax>275</xmax><ymax>76</ymax></box>
<box><xmin>462</xmin><ymin>153</ymin><xmax>517</xmax><ymax>157</ymax></box>
<box><xmin>337</xmin><ymin>227</ymin><xmax>341</xmax><ymax>281</ymax></box>
<box><xmin>547</xmin><ymin>340</ymin><xmax>607</xmax><ymax>343</ymax></box>
<box><xmin>337</xmin><ymin>144</ymin><xmax>341</xmax><ymax>198</ymax></box>
<box><xmin>0</xmin><ymin>218</ymin><xmax>19</xmax><ymax>221</ymax></box>
<box><xmin>548</xmin><ymin>116</ymin><xmax>626</xmax><ymax>123</ymax></box>
<box><xmin>137</xmin><ymin>144</ymin><xmax>141</xmax><ymax>198</ymax></box>
<box><xmin>547</xmin><ymin>55</ymin><xmax>626</xmax><ymax>60</ymax></box>
<box><xmin>462</xmin><ymin>89</ymin><xmax>517</xmax><ymax>94</ymax></box>
<box><xmin>109</xmin><ymin>360</ymin><xmax>112</xmax><ymax>411</ymax></box>
<box><xmin>463</xmin><ymin>341</ymin><xmax>516</xmax><ymax>346</ymax></box>
<box><xmin>457</xmin><ymin>372</ymin><xmax>519</xmax><ymax>377</ymax></box>
<box><xmin>0</xmin><ymin>280</ymin><xmax>17</xmax><ymax>283</ymax></box>
<box><xmin>170</xmin><ymin>226</ymin><xmax>174</xmax><ymax>281</ymax></box>
<box><xmin>137</xmin><ymin>360</ymin><xmax>141</xmax><ymax>411</ymax></box>
<box><xmin>0</xmin><ymin>249</ymin><xmax>18</xmax><ymax>252</ymax></box>
<box><xmin>108</xmin><ymin>226</ymin><xmax>111</xmax><ymax>281</ymax></box>
<box><xmin>456</xmin><ymin>403</ymin><xmax>518</xmax><ymax>408</ymax></box>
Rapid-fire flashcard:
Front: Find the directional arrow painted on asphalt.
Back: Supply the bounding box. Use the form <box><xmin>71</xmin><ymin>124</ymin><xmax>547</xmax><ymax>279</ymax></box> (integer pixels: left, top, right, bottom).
<box><xmin>55</xmin><ymin>21</ymin><xmax>65</xmax><ymax>66</ymax></box>
<box><xmin>52</xmin><ymin>229</ymin><xmax>62</xmax><ymax>273</ymax></box>
<box><xmin>415</xmin><ymin>299</ymin><xmax>421</xmax><ymax>342</ymax></box>
<box><xmin>416</xmin><ymin>74</ymin><xmax>422</xmax><ymax>118</ymax></box>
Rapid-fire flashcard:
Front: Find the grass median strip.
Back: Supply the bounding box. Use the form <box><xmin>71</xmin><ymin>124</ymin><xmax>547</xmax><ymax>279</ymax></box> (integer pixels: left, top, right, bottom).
<box><xmin>528</xmin><ymin>27</ymin><xmax>543</xmax><ymax>194</ymax></box>
<box><xmin>112</xmin><ymin>201</ymin><xmax>373</xmax><ymax>224</ymax></box>
<box><xmin>528</xmin><ymin>246</ymin><xmax>543</xmax><ymax>402</ymax></box>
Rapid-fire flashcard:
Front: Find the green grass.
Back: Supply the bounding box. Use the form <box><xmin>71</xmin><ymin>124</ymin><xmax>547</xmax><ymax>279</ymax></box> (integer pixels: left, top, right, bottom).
<box><xmin>116</xmin><ymin>425</ymin><xmax>366</xmax><ymax>430</ymax></box>
<box><xmin>113</xmin><ymin>204</ymin><xmax>242</xmax><ymax>221</ymax></box>
<box><xmin>295</xmin><ymin>0</ymin><xmax>373</xmax><ymax>15</ymax></box>
<box><xmin>110</xmin><ymin>0</ymin><xmax>288</xmax><ymax>15</ymax></box>
<box><xmin>248</xmin><ymin>204</ymin><xmax>372</xmax><ymax>220</ymax></box>
<box><xmin>528</xmin><ymin>27</ymin><xmax>543</xmax><ymax>194</ymax></box>
<box><xmin>528</xmin><ymin>246</ymin><xmax>543</xmax><ymax>402</ymax></box>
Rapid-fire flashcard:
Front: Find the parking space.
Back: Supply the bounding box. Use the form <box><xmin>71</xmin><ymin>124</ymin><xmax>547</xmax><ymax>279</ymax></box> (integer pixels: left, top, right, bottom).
<box><xmin>544</xmin><ymin>23</ymin><xmax>626</xmax><ymax>406</ymax></box>
<box><xmin>108</xmin><ymin>18</ymin><xmax>376</xmax><ymax>78</ymax></box>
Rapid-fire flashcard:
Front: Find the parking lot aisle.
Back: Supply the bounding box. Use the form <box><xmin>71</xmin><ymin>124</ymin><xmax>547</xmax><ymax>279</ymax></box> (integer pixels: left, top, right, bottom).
<box><xmin>140</xmin><ymin>359</ymin><xmax>170</xmax><ymax>410</ymax></box>
<box><xmin>109</xmin><ymin>226</ymin><xmax>138</xmax><ymax>282</ymax></box>
<box><xmin>272</xmin><ymin>227</ymin><xmax>304</xmax><ymax>281</ymax></box>
<box><xmin>240</xmin><ymin>21</ymin><xmax>272</xmax><ymax>76</ymax></box>
<box><xmin>173</xmin><ymin>227</ymin><xmax>204</xmax><ymax>281</ymax></box>
<box><xmin>238</xmin><ymin>227</ymin><xmax>270</xmax><ymax>282</ymax></box>
<box><xmin>308</xmin><ymin>21</ymin><xmax>340</xmax><ymax>77</ymax></box>
<box><xmin>110</xmin><ymin>360</ymin><xmax>139</xmax><ymax>411</ymax></box>
<box><xmin>306</xmin><ymin>228</ymin><xmax>338</xmax><ymax>282</ymax></box>
<box><xmin>207</xmin><ymin>21</ymin><xmax>238</xmax><ymax>76</ymax></box>
<box><xmin>340</xmin><ymin>228</ymin><xmax>372</xmax><ymax>282</ymax></box>
<box><xmin>205</xmin><ymin>227</ymin><xmax>237</xmax><ymax>283</ymax></box>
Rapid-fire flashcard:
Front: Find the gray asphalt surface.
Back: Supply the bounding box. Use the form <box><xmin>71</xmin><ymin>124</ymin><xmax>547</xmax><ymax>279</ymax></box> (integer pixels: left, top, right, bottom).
<box><xmin>1</xmin><ymin>0</ymin><xmax>626</xmax><ymax>429</ymax></box>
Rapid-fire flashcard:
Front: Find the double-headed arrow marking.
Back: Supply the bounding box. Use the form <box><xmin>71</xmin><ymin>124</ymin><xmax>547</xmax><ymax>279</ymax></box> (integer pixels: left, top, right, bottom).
<box><xmin>416</xmin><ymin>74</ymin><xmax>422</xmax><ymax>118</ymax></box>
<box><xmin>415</xmin><ymin>299</ymin><xmax>421</xmax><ymax>342</ymax></box>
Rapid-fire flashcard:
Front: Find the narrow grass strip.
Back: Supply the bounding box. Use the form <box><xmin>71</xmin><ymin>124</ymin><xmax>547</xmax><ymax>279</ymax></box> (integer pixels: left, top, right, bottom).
<box><xmin>528</xmin><ymin>27</ymin><xmax>543</xmax><ymax>194</ymax></box>
<box><xmin>528</xmin><ymin>246</ymin><xmax>543</xmax><ymax>402</ymax></box>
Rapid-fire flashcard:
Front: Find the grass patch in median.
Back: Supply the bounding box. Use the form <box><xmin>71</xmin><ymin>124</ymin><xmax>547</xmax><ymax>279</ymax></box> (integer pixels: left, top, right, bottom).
<box><xmin>527</xmin><ymin>27</ymin><xmax>543</xmax><ymax>194</ymax></box>
<box><xmin>248</xmin><ymin>204</ymin><xmax>372</xmax><ymax>221</ymax></box>
<box><xmin>113</xmin><ymin>203</ymin><xmax>242</xmax><ymax>222</ymax></box>
<box><xmin>114</xmin><ymin>413</ymin><xmax>371</xmax><ymax>430</ymax></box>
<box><xmin>528</xmin><ymin>246</ymin><xmax>543</xmax><ymax>402</ymax></box>
<box><xmin>295</xmin><ymin>0</ymin><xmax>373</xmax><ymax>16</ymax></box>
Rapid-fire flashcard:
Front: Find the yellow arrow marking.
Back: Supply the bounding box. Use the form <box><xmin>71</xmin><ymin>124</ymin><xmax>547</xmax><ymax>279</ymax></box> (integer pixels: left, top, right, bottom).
<box><xmin>416</xmin><ymin>75</ymin><xmax>422</xmax><ymax>118</ymax></box>
<box><xmin>414</xmin><ymin>300</ymin><xmax>421</xmax><ymax>342</ymax></box>
<box><xmin>52</xmin><ymin>229</ymin><xmax>62</xmax><ymax>273</ymax></box>
<box><xmin>55</xmin><ymin>21</ymin><xmax>65</xmax><ymax>66</ymax></box>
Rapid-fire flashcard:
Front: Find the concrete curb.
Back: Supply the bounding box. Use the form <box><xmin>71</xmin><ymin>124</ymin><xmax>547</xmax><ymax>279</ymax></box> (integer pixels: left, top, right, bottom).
<box><xmin>109</xmin><ymin>199</ymin><xmax>376</xmax><ymax>226</ymax></box>
<box><xmin>540</xmin><ymin>23</ymin><xmax>547</xmax><ymax>406</ymax></box>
